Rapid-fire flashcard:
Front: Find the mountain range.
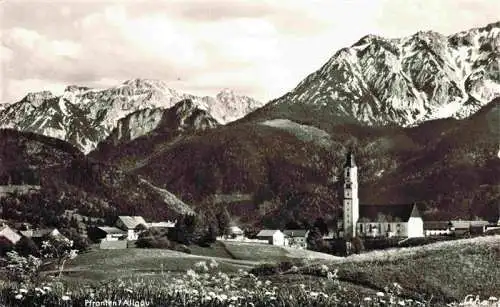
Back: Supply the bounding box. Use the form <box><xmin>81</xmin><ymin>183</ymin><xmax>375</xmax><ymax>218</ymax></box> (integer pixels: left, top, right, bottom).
<box><xmin>244</xmin><ymin>21</ymin><xmax>500</xmax><ymax>129</ymax></box>
<box><xmin>0</xmin><ymin>80</ymin><xmax>263</xmax><ymax>153</ymax></box>
<box><xmin>1</xmin><ymin>22</ymin><xmax>499</xmax><ymax>227</ymax></box>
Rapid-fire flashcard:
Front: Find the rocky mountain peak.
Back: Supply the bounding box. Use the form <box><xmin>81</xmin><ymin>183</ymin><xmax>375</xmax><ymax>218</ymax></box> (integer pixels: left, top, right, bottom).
<box><xmin>0</xmin><ymin>81</ymin><xmax>261</xmax><ymax>153</ymax></box>
<box><xmin>22</xmin><ymin>91</ymin><xmax>55</xmax><ymax>107</ymax></box>
<box><xmin>258</xmin><ymin>21</ymin><xmax>500</xmax><ymax>128</ymax></box>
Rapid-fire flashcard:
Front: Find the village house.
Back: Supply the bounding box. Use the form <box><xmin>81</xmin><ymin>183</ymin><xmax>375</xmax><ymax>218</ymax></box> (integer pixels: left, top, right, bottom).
<box><xmin>256</xmin><ymin>229</ymin><xmax>285</xmax><ymax>246</ymax></box>
<box><xmin>0</xmin><ymin>224</ymin><xmax>22</xmax><ymax>246</ymax></box>
<box><xmin>115</xmin><ymin>216</ymin><xmax>148</xmax><ymax>241</ymax></box>
<box><xmin>18</xmin><ymin>227</ymin><xmax>66</xmax><ymax>247</ymax></box>
<box><xmin>95</xmin><ymin>226</ymin><xmax>127</xmax><ymax>241</ymax></box>
<box><xmin>147</xmin><ymin>221</ymin><xmax>176</xmax><ymax>229</ymax></box>
<box><xmin>227</xmin><ymin>226</ymin><xmax>245</xmax><ymax>240</ymax></box>
<box><xmin>283</xmin><ymin>230</ymin><xmax>309</xmax><ymax>249</ymax></box>
<box><xmin>449</xmin><ymin>220</ymin><xmax>489</xmax><ymax>236</ymax></box>
<box><xmin>424</xmin><ymin>221</ymin><xmax>453</xmax><ymax>236</ymax></box>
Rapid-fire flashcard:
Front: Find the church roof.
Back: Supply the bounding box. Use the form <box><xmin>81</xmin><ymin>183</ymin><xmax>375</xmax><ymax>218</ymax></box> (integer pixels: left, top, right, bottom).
<box><xmin>358</xmin><ymin>204</ymin><xmax>421</xmax><ymax>222</ymax></box>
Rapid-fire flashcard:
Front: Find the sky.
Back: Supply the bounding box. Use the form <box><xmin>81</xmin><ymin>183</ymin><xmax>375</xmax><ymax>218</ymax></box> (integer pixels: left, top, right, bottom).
<box><xmin>1</xmin><ymin>0</ymin><xmax>499</xmax><ymax>104</ymax></box>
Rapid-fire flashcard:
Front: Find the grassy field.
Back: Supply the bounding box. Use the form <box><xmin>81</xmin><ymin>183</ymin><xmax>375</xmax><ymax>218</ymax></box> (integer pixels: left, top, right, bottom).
<box><xmin>62</xmin><ymin>246</ymin><xmax>258</xmax><ymax>283</ymax></box>
<box><xmin>3</xmin><ymin>236</ymin><xmax>498</xmax><ymax>306</ymax></box>
<box><xmin>303</xmin><ymin>235</ymin><xmax>500</xmax><ymax>304</ymax></box>
<box><xmin>221</xmin><ymin>241</ymin><xmax>340</xmax><ymax>262</ymax></box>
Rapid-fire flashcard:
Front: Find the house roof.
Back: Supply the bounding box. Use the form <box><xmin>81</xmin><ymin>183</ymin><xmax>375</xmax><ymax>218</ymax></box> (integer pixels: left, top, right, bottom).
<box><xmin>116</xmin><ymin>216</ymin><xmax>148</xmax><ymax>229</ymax></box>
<box><xmin>359</xmin><ymin>204</ymin><xmax>420</xmax><ymax>222</ymax></box>
<box><xmin>283</xmin><ymin>230</ymin><xmax>308</xmax><ymax>237</ymax></box>
<box><xmin>0</xmin><ymin>225</ymin><xmax>22</xmax><ymax>244</ymax></box>
<box><xmin>31</xmin><ymin>228</ymin><xmax>60</xmax><ymax>238</ymax></box>
<box><xmin>450</xmin><ymin>220</ymin><xmax>489</xmax><ymax>229</ymax></box>
<box><xmin>256</xmin><ymin>230</ymin><xmax>282</xmax><ymax>237</ymax></box>
<box><xmin>147</xmin><ymin>221</ymin><xmax>176</xmax><ymax>228</ymax></box>
<box><xmin>424</xmin><ymin>221</ymin><xmax>451</xmax><ymax>230</ymax></box>
<box><xmin>98</xmin><ymin>227</ymin><xmax>126</xmax><ymax>235</ymax></box>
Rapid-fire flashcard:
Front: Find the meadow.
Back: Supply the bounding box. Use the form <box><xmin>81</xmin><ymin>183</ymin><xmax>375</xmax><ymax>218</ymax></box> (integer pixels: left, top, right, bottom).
<box><xmin>0</xmin><ymin>236</ymin><xmax>498</xmax><ymax>306</ymax></box>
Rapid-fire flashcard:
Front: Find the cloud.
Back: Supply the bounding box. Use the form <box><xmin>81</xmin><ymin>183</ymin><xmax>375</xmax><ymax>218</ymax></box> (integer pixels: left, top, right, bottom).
<box><xmin>1</xmin><ymin>0</ymin><xmax>499</xmax><ymax>104</ymax></box>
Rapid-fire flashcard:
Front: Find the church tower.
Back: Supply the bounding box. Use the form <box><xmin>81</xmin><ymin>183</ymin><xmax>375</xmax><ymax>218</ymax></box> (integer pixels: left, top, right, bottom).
<box><xmin>343</xmin><ymin>151</ymin><xmax>359</xmax><ymax>239</ymax></box>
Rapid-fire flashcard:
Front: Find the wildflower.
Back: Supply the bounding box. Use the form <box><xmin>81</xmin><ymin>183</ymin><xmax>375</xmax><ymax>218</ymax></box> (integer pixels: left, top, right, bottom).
<box><xmin>61</xmin><ymin>295</ymin><xmax>71</xmax><ymax>301</ymax></box>
<box><xmin>398</xmin><ymin>300</ymin><xmax>406</xmax><ymax>306</ymax></box>
<box><xmin>364</xmin><ymin>297</ymin><xmax>372</xmax><ymax>301</ymax></box>
<box><xmin>376</xmin><ymin>292</ymin><xmax>385</xmax><ymax>297</ymax></box>
<box><xmin>320</xmin><ymin>264</ymin><xmax>329</xmax><ymax>273</ymax></box>
<box><xmin>209</xmin><ymin>259</ymin><xmax>219</xmax><ymax>269</ymax></box>
<box><xmin>489</xmin><ymin>296</ymin><xmax>498</xmax><ymax>302</ymax></box>
<box><xmin>125</xmin><ymin>288</ymin><xmax>133</xmax><ymax>293</ymax></box>
<box><xmin>218</xmin><ymin>294</ymin><xmax>228</xmax><ymax>301</ymax></box>
<box><xmin>264</xmin><ymin>280</ymin><xmax>272</xmax><ymax>286</ymax></box>
<box><xmin>310</xmin><ymin>291</ymin><xmax>319</xmax><ymax>298</ymax></box>
<box><xmin>14</xmin><ymin>294</ymin><xmax>23</xmax><ymax>300</ymax></box>
<box><xmin>19</xmin><ymin>288</ymin><xmax>28</xmax><ymax>294</ymax></box>
<box><xmin>290</xmin><ymin>265</ymin><xmax>299</xmax><ymax>273</ymax></box>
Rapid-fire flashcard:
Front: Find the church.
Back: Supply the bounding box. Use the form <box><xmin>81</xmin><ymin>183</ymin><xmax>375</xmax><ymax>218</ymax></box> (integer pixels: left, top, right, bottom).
<box><xmin>341</xmin><ymin>152</ymin><xmax>424</xmax><ymax>239</ymax></box>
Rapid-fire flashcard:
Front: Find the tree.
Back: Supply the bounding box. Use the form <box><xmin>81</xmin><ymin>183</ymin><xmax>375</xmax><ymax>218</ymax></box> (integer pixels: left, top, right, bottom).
<box><xmin>216</xmin><ymin>208</ymin><xmax>231</xmax><ymax>237</ymax></box>
<box><xmin>41</xmin><ymin>236</ymin><xmax>78</xmax><ymax>278</ymax></box>
<box><xmin>4</xmin><ymin>251</ymin><xmax>42</xmax><ymax>284</ymax></box>
<box><xmin>306</xmin><ymin>227</ymin><xmax>325</xmax><ymax>251</ymax></box>
<box><xmin>15</xmin><ymin>236</ymin><xmax>40</xmax><ymax>257</ymax></box>
<box><xmin>313</xmin><ymin>217</ymin><xmax>329</xmax><ymax>235</ymax></box>
<box><xmin>351</xmin><ymin>237</ymin><xmax>365</xmax><ymax>254</ymax></box>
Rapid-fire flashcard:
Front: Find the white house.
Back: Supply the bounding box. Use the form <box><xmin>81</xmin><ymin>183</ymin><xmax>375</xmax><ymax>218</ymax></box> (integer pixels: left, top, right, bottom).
<box><xmin>256</xmin><ymin>230</ymin><xmax>285</xmax><ymax>246</ymax></box>
<box><xmin>341</xmin><ymin>152</ymin><xmax>424</xmax><ymax>239</ymax></box>
<box><xmin>115</xmin><ymin>216</ymin><xmax>148</xmax><ymax>240</ymax></box>
<box><xmin>0</xmin><ymin>224</ymin><xmax>21</xmax><ymax>245</ymax></box>
<box><xmin>227</xmin><ymin>226</ymin><xmax>245</xmax><ymax>240</ymax></box>
<box><xmin>283</xmin><ymin>230</ymin><xmax>309</xmax><ymax>249</ymax></box>
<box><xmin>97</xmin><ymin>226</ymin><xmax>127</xmax><ymax>241</ymax></box>
<box><xmin>424</xmin><ymin>221</ymin><xmax>452</xmax><ymax>236</ymax></box>
<box><xmin>147</xmin><ymin>221</ymin><xmax>176</xmax><ymax>229</ymax></box>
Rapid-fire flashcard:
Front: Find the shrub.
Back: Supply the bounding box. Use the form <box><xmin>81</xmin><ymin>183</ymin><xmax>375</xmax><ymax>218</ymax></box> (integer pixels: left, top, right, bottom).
<box><xmin>136</xmin><ymin>236</ymin><xmax>172</xmax><ymax>249</ymax></box>
<box><xmin>15</xmin><ymin>237</ymin><xmax>40</xmax><ymax>257</ymax></box>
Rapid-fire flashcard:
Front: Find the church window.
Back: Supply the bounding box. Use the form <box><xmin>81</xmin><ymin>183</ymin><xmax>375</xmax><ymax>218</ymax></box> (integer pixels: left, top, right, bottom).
<box><xmin>345</xmin><ymin>183</ymin><xmax>352</xmax><ymax>189</ymax></box>
<box><xmin>360</xmin><ymin>224</ymin><xmax>363</xmax><ymax>233</ymax></box>
<box><xmin>387</xmin><ymin>224</ymin><xmax>391</xmax><ymax>232</ymax></box>
<box><xmin>369</xmin><ymin>224</ymin><xmax>373</xmax><ymax>232</ymax></box>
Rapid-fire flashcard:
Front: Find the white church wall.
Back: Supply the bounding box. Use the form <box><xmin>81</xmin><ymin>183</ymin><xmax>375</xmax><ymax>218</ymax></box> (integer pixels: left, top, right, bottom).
<box><xmin>407</xmin><ymin>217</ymin><xmax>424</xmax><ymax>238</ymax></box>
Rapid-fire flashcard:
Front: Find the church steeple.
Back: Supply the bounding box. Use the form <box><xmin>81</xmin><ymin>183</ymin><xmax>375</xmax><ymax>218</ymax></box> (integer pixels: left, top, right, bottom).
<box><xmin>344</xmin><ymin>151</ymin><xmax>356</xmax><ymax>168</ymax></box>
<box><xmin>342</xmin><ymin>150</ymin><xmax>359</xmax><ymax>239</ymax></box>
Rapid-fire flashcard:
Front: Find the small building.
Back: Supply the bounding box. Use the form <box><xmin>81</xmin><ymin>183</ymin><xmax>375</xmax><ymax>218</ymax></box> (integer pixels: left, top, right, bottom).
<box><xmin>21</xmin><ymin>228</ymin><xmax>65</xmax><ymax>246</ymax></box>
<box><xmin>97</xmin><ymin>227</ymin><xmax>126</xmax><ymax>241</ymax></box>
<box><xmin>115</xmin><ymin>216</ymin><xmax>148</xmax><ymax>241</ymax></box>
<box><xmin>450</xmin><ymin>220</ymin><xmax>489</xmax><ymax>236</ymax></box>
<box><xmin>424</xmin><ymin>221</ymin><xmax>452</xmax><ymax>236</ymax></box>
<box><xmin>147</xmin><ymin>221</ymin><xmax>176</xmax><ymax>229</ymax></box>
<box><xmin>0</xmin><ymin>224</ymin><xmax>22</xmax><ymax>245</ymax></box>
<box><xmin>227</xmin><ymin>226</ymin><xmax>245</xmax><ymax>240</ymax></box>
<box><xmin>256</xmin><ymin>230</ymin><xmax>285</xmax><ymax>246</ymax></box>
<box><xmin>283</xmin><ymin>230</ymin><xmax>309</xmax><ymax>249</ymax></box>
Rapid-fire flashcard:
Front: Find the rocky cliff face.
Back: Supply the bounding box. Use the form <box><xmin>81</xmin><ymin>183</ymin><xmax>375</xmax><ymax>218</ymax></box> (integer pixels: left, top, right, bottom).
<box><xmin>248</xmin><ymin>22</ymin><xmax>500</xmax><ymax>128</ymax></box>
<box><xmin>0</xmin><ymin>79</ymin><xmax>262</xmax><ymax>153</ymax></box>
